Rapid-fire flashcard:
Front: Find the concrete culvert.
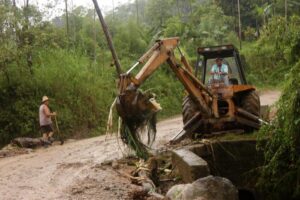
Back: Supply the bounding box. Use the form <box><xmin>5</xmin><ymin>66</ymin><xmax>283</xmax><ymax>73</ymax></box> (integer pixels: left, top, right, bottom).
<box><xmin>238</xmin><ymin>189</ymin><xmax>256</xmax><ymax>200</ymax></box>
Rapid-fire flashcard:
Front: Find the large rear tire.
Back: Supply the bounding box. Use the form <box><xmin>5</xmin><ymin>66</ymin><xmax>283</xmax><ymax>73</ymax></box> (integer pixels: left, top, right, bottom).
<box><xmin>182</xmin><ymin>96</ymin><xmax>199</xmax><ymax>125</ymax></box>
<box><xmin>240</xmin><ymin>90</ymin><xmax>260</xmax><ymax>131</ymax></box>
<box><xmin>241</xmin><ymin>90</ymin><xmax>260</xmax><ymax>116</ymax></box>
<box><xmin>182</xmin><ymin>96</ymin><xmax>207</xmax><ymax>136</ymax></box>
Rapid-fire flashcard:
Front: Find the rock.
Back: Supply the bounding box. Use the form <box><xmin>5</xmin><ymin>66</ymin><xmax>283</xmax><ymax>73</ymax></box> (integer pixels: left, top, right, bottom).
<box><xmin>101</xmin><ymin>160</ymin><xmax>113</xmax><ymax>166</ymax></box>
<box><xmin>166</xmin><ymin>184</ymin><xmax>186</xmax><ymax>200</ymax></box>
<box><xmin>71</xmin><ymin>187</ymin><xmax>84</xmax><ymax>194</ymax></box>
<box><xmin>0</xmin><ymin>150</ymin><xmax>8</xmax><ymax>157</ymax></box>
<box><xmin>112</xmin><ymin>160</ymin><xmax>119</xmax><ymax>169</ymax></box>
<box><xmin>103</xmin><ymin>186</ymin><xmax>110</xmax><ymax>191</ymax></box>
<box><xmin>166</xmin><ymin>175</ymin><xmax>238</xmax><ymax>200</ymax></box>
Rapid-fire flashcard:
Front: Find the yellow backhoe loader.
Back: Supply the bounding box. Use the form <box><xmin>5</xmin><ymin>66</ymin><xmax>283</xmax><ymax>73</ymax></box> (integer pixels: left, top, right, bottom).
<box><xmin>115</xmin><ymin>38</ymin><xmax>261</xmax><ymax>146</ymax></box>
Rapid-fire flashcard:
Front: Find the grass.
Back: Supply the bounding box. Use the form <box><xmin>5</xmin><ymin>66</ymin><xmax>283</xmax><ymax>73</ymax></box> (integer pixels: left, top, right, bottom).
<box><xmin>213</xmin><ymin>132</ymin><xmax>259</xmax><ymax>141</ymax></box>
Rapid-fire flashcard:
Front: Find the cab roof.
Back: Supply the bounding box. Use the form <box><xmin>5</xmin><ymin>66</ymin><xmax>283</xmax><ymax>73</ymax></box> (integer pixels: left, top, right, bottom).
<box><xmin>197</xmin><ymin>44</ymin><xmax>239</xmax><ymax>59</ymax></box>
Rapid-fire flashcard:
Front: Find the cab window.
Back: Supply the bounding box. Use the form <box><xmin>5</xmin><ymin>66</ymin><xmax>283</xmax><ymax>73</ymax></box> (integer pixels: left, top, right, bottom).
<box><xmin>205</xmin><ymin>57</ymin><xmax>241</xmax><ymax>85</ymax></box>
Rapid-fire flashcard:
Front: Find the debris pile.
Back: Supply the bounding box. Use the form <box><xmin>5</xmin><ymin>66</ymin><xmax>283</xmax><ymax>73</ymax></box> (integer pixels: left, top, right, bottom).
<box><xmin>116</xmin><ymin>86</ymin><xmax>161</xmax><ymax>159</ymax></box>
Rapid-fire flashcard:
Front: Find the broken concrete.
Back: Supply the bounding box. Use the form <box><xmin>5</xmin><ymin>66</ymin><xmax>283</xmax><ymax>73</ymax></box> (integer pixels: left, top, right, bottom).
<box><xmin>170</xmin><ymin>139</ymin><xmax>265</xmax><ymax>199</ymax></box>
<box><xmin>190</xmin><ymin>139</ymin><xmax>264</xmax><ymax>188</ymax></box>
<box><xmin>172</xmin><ymin>148</ymin><xmax>210</xmax><ymax>183</ymax></box>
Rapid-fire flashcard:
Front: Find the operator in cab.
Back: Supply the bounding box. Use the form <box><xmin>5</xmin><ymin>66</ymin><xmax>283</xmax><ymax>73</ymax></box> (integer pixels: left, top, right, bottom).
<box><xmin>210</xmin><ymin>57</ymin><xmax>229</xmax><ymax>85</ymax></box>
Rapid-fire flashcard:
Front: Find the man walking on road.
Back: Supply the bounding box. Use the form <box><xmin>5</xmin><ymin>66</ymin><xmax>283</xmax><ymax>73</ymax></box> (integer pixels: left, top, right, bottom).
<box><xmin>39</xmin><ymin>96</ymin><xmax>56</xmax><ymax>143</ymax></box>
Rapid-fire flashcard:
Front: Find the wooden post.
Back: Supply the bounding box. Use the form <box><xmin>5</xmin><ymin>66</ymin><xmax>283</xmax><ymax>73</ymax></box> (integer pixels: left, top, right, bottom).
<box><xmin>285</xmin><ymin>0</ymin><xmax>288</xmax><ymax>29</ymax></box>
<box><xmin>92</xmin><ymin>0</ymin><xmax>122</xmax><ymax>75</ymax></box>
<box><xmin>237</xmin><ymin>0</ymin><xmax>242</xmax><ymax>50</ymax></box>
<box><xmin>93</xmin><ymin>8</ymin><xmax>96</xmax><ymax>63</ymax></box>
<box><xmin>136</xmin><ymin>0</ymin><xmax>139</xmax><ymax>25</ymax></box>
<box><xmin>112</xmin><ymin>0</ymin><xmax>115</xmax><ymax>20</ymax></box>
<box><xmin>65</xmin><ymin>0</ymin><xmax>69</xmax><ymax>43</ymax></box>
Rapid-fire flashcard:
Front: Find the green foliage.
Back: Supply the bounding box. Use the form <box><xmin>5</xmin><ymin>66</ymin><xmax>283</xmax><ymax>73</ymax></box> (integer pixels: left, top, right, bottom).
<box><xmin>0</xmin><ymin>1</ymin><xmax>189</xmax><ymax>147</ymax></box>
<box><xmin>145</xmin><ymin>0</ymin><xmax>173</xmax><ymax>29</ymax></box>
<box><xmin>163</xmin><ymin>16</ymin><xmax>185</xmax><ymax>38</ymax></box>
<box><xmin>242</xmin><ymin>15</ymin><xmax>300</xmax><ymax>87</ymax></box>
<box><xmin>257</xmin><ymin>61</ymin><xmax>300</xmax><ymax>199</ymax></box>
<box><xmin>244</xmin><ymin>27</ymin><xmax>257</xmax><ymax>41</ymax></box>
<box><xmin>273</xmin><ymin>0</ymin><xmax>300</xmax><ymax>17</ymax></box>
<box><xmin>0</xmin><ymin>48</ymin><xmax>116</xmax><ymax>145</ymax></box>
<box><xmin>111</xmin><ymin>19</ymin><xmax>149</xmax><ymax>60</ymax></box>
<box><xmin>216</xmin><ymin>0</ymin><xmax>264</xmax><ymax>27</ymax></box>
<box><xmin>181</xmin><ymin>3</ymin><xmax>238</xmax><ymax>54</ymax></box>
<box><xmin>141</xmin><ymin>67</ymin><xmax>184</xmax><ymax>118</ymax></box>
<box><xmin>0</xmin><ymin>0</ymin><xmax>299</xmax><ymax>151</ymax></box>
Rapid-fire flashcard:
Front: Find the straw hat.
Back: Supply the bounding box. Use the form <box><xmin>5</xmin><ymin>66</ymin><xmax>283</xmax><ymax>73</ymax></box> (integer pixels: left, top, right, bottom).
<box><xmin>42</xmin><ymin>96</ymin><xmax>49</xmax><ymax>103</ymax></box>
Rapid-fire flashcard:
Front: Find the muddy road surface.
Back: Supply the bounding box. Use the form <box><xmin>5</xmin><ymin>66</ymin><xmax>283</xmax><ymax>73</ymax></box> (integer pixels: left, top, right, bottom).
<box><xmin>0</xmin><ymin>90</ymin><xmax>280</xmax><ymax>200</ymax></box>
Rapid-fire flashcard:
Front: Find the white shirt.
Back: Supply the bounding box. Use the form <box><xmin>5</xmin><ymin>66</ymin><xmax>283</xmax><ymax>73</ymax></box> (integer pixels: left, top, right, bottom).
<box><xmin>39</xmin><ymin>104</ymin><xmax>52</xmax><ymax>126</ymax></box>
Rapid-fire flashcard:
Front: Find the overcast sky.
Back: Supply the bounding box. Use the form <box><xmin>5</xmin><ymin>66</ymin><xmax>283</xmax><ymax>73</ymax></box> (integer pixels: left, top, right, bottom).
<box><xmin>16</xmin><ymin>0</ymin><xmax>131</xmax><ymax>18</ymax></box>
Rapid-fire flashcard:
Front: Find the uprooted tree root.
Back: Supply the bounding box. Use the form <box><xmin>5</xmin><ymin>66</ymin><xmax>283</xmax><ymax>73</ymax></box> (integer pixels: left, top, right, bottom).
<box><xmin>116</xmin><ymin>88</ymin><xmax>159</xmax><ymax>159</ymax></box>
<box><xmin>119</xmin><ymin>118</ymin><xmax>156</xmax><ymax>160</ymax></box>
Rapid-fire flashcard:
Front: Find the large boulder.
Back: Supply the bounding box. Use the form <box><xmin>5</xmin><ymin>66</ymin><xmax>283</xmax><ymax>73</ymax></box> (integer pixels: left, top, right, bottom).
<box><xmin>166</xmin><ymin>175</ymin><xmax>238</xmax><ymax>200</ymax></box>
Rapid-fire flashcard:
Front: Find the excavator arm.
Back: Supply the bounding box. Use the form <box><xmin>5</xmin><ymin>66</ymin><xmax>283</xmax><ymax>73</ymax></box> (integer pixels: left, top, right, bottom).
<box><xmin>118</xmin><ymin>37</ymin><xmax>216</xmax><ymax>118</ymax></box>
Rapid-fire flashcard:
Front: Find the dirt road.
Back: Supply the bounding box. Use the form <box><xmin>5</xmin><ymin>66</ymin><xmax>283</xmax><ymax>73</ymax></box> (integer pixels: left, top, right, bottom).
<box><xmin>0</xmin><ymin>90</ymin><xmax>280</xmax><ymax>200</ymax></box>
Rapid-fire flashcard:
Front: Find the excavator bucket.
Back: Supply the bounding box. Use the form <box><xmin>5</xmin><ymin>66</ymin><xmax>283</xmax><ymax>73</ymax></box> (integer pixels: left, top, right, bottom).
<box><xmin>116</xmin><ymin>87</ymin><xmax>161</xmax><ymax>120</ymax></box>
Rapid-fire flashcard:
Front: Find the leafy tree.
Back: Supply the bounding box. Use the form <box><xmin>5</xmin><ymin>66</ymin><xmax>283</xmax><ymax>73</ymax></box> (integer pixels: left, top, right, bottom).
<box><xmin>163</xmin><ymin>16</ymin><xmax>185</xmax><ymax>38</ymax></box>
<box><xmin>243</xmin><ymin>15</ymin><xmax>300</xmax><ymax>86</ymax></box>
<box><xmin>181</xmin><ymin>3</ymin><xmax>236</xmax><ymax>54</ymax></box>
<box><xmin>145</xmin><ymin>0</ymin><xmax>173</xmax><ymax>30</ymax></box>
<box><xmin>257</xmin><ymin>61</ymin><xmax>300</xmax><ymax>200</ymax></box>
<box><xmin>0</xmin><ymin>0</ymin><xmax>299</xmax><ymax>148</ymax></box>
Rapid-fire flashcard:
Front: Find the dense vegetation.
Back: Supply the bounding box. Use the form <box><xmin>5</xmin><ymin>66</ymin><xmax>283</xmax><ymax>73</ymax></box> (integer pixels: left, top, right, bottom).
<box><xmin>0</xmin><ymin>1</ymin><xmax>300</xmax><ymax>197</ymax></box>
<box><xmin>242</xmin><ymin>15</ymin><xmax>300</xmax><ymax>87</ymax></box>
<box><xmin>258</xmin><ymin>61</ymin><xmax>300</xmax><ymax>200</ymax></box>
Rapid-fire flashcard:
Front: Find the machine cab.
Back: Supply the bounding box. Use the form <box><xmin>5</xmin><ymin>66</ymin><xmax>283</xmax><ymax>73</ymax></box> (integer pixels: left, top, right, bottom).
<box><xmin>195</xmin><ymin>45</ymin><xmax>247</xmax><ymax>86</ymax></box>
